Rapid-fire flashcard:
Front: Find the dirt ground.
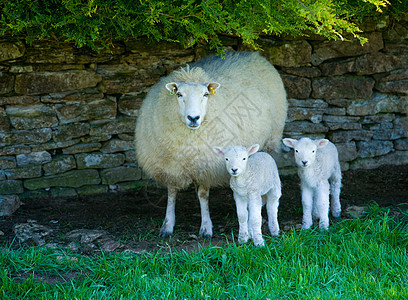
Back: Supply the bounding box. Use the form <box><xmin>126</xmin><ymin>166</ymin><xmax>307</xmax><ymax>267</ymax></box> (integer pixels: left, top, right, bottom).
<box><xmin>1</xmin><ymin>165</ymin><xmax>407</xmax><ymax>254</ymax></box>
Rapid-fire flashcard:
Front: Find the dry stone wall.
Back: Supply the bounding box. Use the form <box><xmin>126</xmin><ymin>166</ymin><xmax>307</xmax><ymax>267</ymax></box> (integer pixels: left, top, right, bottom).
<box><xmin>0</xmin><ymin>19</ymin><xmax>407</xmax><ymax>208</ymax></box>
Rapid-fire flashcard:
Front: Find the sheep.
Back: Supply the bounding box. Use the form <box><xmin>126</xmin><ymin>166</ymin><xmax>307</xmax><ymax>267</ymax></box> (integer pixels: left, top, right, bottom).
<box><xmin>213</xmin><ymin>144</ymin><xmax>281</xmax><ymax>246</ymax></box>
<box><xmin>135</xmin><ymin>52</ymin><xmax>287</xmax><ymax>238</ymax></box>
<box><xmin>282</xmin><ymin>137</ymin><xmax>342</xmax><ymax>230</ymax></box>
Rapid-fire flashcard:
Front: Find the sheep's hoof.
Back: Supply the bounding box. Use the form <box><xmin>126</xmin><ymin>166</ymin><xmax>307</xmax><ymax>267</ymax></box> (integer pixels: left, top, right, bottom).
<box><xmin>200</xmin><ymin>233</ymin><xmax>212</xmax><ymax>239</ymax></box>
<box><xmin>199</xmin><ymin>229</ymin><xmax>213</xmax><ymax>239</ymax></box>
<box><xmin>199</xmin><ymin>226</ymin><xmax>213</xmax><ymax>239</ymax></box>
<box><xmin>159</xmin><ymin>228</ymin><xmax>173</xmax><ymax>238</ymax></box>
<box><xmin>159</xmin><ymin>232</ymin><xmax>171</xmax><ymax>238</ymax></box>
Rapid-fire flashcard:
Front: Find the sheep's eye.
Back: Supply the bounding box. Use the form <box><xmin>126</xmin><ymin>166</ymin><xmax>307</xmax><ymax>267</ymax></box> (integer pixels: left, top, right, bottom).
<box><xmin>312</xmin><ymin>150</ymin><xmax>315</xmax><ymax>153</ymax></box>
<box><xmin>243</xmin><ymin>158</ymin><xmax>246</xmax><ymax>160</ymax></box>
<box><xmin>225</xmin><ymin>158</ymin><xmax>229</xmax><ymax>161</ymax></box>
<box><xmin>204</xmin><ymin>92</ymin><xmax>210</xmax><ymax>97</ymax></box>
<box><xmin>295</xmin><ymin>150</ymin><xmax>298</xmax><ymax>153</ymax></box>
<box><xmin>176</xmin><ymin>92</ymin><xmax>182</xmax><ymax>97</ymax></box>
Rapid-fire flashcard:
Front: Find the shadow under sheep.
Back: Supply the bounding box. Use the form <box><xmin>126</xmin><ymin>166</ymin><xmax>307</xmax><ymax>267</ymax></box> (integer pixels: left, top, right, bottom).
<box><xmin>0</xmin><ymin>165</ymin><xmax>407</xmax><ymax>254</ymax></box>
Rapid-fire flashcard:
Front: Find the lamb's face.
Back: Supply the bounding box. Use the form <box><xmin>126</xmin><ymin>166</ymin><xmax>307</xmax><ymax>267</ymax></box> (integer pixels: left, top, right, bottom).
<box><xmin>282</xmin><ymin>138</ymin><xmax>329</xmax><ymax>168</ymax></box>
<box><xmin>222</xmin><ymin>146</ymin><xmax>249</xmax><ymax>176</ymax></box>
<box><xmin>293</xmin><ymin>139</ymin><xmax>318</xmax><ymax>168</ymax></box>
<box><xmin>166</xmin><ymin>82</ymin><xmax>220</xmax><ymax>130</ymax></box>
<box><xmin>212</xmin><ymin>144</ymin><xmax>259</xmax><ymax>177</ymax></box>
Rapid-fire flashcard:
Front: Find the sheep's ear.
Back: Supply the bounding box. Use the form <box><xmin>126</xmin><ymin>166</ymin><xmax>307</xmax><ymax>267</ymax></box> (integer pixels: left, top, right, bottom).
<box><xmin>282</xmin><ymin>138</ymin><xmax>297</xmax><ymax>149</ymax></box>
<box><xmin>212</xmin><ymin>146</ymin><xmax>225</xmax><ymax>156</ymax></box>
<box><xmin>165</xmin><ymin>82</ymin><xmax>179</xmax><ymax>95</ymax></box>
<box><xmin>207</xmin><ymin>82</ymin><xmax>220</xmax><ymax>95</ymax></box>
<box><xmin>247</xmin><ymin>144</ymin><xmax>260</xmax><ymax>156</ymax></box>
<box><xmin>315</xmin><ymin>139</ymin><xmax>329</xmax><ymax>148</ymax></box>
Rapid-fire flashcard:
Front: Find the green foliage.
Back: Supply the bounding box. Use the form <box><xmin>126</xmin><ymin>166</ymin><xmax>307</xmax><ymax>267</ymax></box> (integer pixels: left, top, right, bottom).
<box><xmin>0</xmin><ymin>0</ymin><xmax>404</xmax><ymax>52</ymax></box>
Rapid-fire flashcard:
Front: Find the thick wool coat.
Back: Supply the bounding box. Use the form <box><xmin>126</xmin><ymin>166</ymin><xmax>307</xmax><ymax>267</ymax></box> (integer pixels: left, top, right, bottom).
<box><xmin>135</xmin><ymin>52</ymin><xmax>287</xmax><ymax>189</ymax></box>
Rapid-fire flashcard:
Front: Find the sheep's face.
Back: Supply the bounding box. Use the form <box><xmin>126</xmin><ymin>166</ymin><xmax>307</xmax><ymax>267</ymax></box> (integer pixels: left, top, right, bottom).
<box><xmin>282</xmin><ymin>138</ymin><xmax>329</xmax><ymax>168</ymax></box>
<box><xmin>166</xmin><ymin>82</ymin><xmax>220</xmax><ymax>130</ymax></box>
<box><xmin>213</xmin><ymin>144</ymin><xmax>260</xmax><ymax>177</ymax></box>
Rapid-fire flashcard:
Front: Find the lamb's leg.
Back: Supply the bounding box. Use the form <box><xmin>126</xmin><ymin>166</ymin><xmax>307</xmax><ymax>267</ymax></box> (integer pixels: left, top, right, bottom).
<box><xmin>330</xmin><ymin>167</ymin><xmax>342</xmax><ymax>218</ymax></box>
<box><xmin>159</xmin><ymin>186</ymin><xmax>178</xmax><ymax>237</ymax></box>
<box><xmin>248</xmin><ymin>194</ymin><xmax>264</xmax><ymax>246</ymax></box>
<box><xmin>266</xmin><ymin>189</ymin><xmax>280</xmax><ymax>236</ymax></box>
<box><xmin>198</xmin><ymin>185</ymin><xmax>213</xmax><ymax>238</ymax></box>
<box><xmin>312</xmin><ymin>200</ymin><xmax>319</xmax><ymax>222</ymax></box>
<box><xmin>316</xmin><ymin>182</ymin><xmax>330</xmax><ymax>230</ymax></box>
<box><xmin>234</xmin><ymin>192</ymin><xmax>250</xmax><ymax>244</ymax></box>
<box><xmin>301</xmin><ymin>185</ymin><xmax>314</xmax><ymax>230</ymax></box>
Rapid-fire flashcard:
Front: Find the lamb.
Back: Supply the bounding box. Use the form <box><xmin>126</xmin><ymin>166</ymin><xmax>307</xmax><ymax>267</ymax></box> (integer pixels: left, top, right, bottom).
<box><xmin>135</xmin><ymin>52</ymin><xmax>287</xmax><ymax>238</ymax></box>
<box><xmin>213</xmin><ymin>144</ymin><xmax>281</xmax><ymax>246</ymax></box>
<box><xmin>282</xmin><ymin>137</ymin><xmax>342</xmax><ymax>230</ymax></box>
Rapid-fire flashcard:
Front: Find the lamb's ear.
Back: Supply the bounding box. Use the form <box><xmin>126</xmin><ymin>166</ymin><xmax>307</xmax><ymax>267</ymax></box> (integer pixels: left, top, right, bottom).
<box><xmin>282</xmin><ymin>138</ymin><xmax>297</xmax><ymax>149</ymax></box>
<box><xmin>247</xmin><ymin>144</ymin><xmax>260</xmax><ymax>156</ymax></box>
<box><xmin>165</xmin><ymin>82</ymin><xmax>179</xmax><ymax>95</ymax></box>
<box><xmin>207</xmin><ymin>82</ymin><xmax>220</xmax><ymax>95</ymax></box>
<box><xmin>315</xmin><ymin>139</ymin><xmax>329</xmax><ymax>148</ymax></box>
<box><xmin>212</xmin><ymin>146</ymin><xmax>225</xmax><ymax>156</ymax></box>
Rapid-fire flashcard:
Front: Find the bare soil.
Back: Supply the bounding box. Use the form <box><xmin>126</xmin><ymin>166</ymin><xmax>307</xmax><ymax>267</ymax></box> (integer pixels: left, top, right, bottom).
<box><xmin>1</xmin><ymin>165</ymin><xmax>407</xmax><ymax>254</ymax></box>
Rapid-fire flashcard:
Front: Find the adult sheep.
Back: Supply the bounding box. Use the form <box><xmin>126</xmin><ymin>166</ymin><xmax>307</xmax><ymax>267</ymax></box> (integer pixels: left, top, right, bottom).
<box><xmin>135</xmin><ymin>52</ymin><xmax>287</xmax><ymax>238</ymax></box>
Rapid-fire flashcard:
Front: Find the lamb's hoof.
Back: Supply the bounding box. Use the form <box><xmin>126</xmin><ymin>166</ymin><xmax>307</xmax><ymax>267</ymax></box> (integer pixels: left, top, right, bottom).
<box><xmin>301</xmin><ymin>224</ymin><xmax>312</xmax><ymax>230</ymax></box>
<box><xmin>332</xmin><ymin>211</ymin><xmax>341</xmax><ymax>218</ymax></box>
<box><xmin>238</xmin><ymin>234</ymin><xmax>250</xmax><ymax>244</ymax></box>
<box><xmin>319</xmin><ymin>222</ymin><xmax>329</xmax><ymax>231</ymax></box>
<box><xmin>253</xmin><ymin>239</ymin><xmax>265</xmax><ymax>247</ymax></box>
<box><xmin>269</xmin><ymin>227</ymin><xmax>280</xmax><ymax>237</ymax></box>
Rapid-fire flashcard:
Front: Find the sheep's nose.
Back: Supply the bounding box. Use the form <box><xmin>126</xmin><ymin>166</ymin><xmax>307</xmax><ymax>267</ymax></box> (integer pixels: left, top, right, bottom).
<box><xmin>302</xmin><ymin>161</ymin><xmax>308</xmax><ymax>166</ymax></box>
<box><xmin>187</xmin><ymin>115</ymin><xmax>200</xmax><ymax>123</ymax></box>
<box><xmin>231</xmin><ymin>168</ymin><xmax>238</xmax><ymax>173</ymax></box>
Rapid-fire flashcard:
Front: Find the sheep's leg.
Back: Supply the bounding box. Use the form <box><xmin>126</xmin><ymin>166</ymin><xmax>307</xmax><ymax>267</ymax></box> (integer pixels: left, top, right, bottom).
<box><xmin>248</xmin><ymin>194</ymin><xmax>264</xmax><ymax>246</ymax></box>
<box><xmin>330</xmin><ymin>168</ymin><xmax>342</xmax><ymax>218</ymax></box>
<box><xmin>159</xmin><ymin>186</ymin><xmax>178</xmax><ymax>237</ymax></box>
<box><xmin>301</xmin><ymin>185</ymin><xmax>314</xmax><ymax>230</ymax></box>
<box><xmin>198</xmin><ymin>185</ymin><xmax>213</xmax><ymax>238</ymax></box>
<box><xmin>234</xmin><ymin>193</ymin><xmax>250</xmax><ymax>244</ymax></box>
<box><xmin>266</xmin><ymin>189</ymin><xmax>280</xmax><ymax>236</ymax></box>
<box><xmin>316</xmin><ymin>182</ymin><xmax>330</xmax><ymax>230</ymax></box>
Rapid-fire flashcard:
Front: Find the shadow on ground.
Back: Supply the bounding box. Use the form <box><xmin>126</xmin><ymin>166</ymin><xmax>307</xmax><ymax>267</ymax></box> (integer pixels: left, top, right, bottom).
<box><xmin>1</xmin><ymin>165</ymin><xmax>407</xmax><ymax>254</ymax></box>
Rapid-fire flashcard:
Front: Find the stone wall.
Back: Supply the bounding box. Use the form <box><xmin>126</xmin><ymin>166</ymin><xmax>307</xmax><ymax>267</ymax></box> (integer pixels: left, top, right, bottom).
<box><xmin>0</xmin><ymin>19</ymin><xmax>407</xmax><ymax>207</ymax></box>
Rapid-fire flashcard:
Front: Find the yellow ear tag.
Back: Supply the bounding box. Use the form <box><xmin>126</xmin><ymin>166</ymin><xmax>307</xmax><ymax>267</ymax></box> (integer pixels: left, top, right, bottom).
<box><xmin>210</xmin><ymin>87</ymin><xmax>216</xmax><ymax>95</ymax></box>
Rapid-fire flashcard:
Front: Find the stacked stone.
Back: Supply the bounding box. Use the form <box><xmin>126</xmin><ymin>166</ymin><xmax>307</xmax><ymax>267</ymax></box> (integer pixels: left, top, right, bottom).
<box><xmin>0</xmin><ymin>39</ymin><xmax>195</xmax><ymax>208</ymax></box>
<box><xmin>0</xmin><ymin>18</ymin><xmax>407</xmax><ymax>213</ymax></box>
<box><xmin>261</xmin><ymin>26</ymin><xmax>408</xmax><ymax>173</ymax></box>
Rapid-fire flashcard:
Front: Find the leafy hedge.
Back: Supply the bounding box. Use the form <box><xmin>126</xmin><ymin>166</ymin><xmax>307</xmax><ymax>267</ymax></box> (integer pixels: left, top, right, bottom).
<box><xmin>0</xmin><ymin>0</ymin><xmax>405</xmax><ymax>52</ymax></box>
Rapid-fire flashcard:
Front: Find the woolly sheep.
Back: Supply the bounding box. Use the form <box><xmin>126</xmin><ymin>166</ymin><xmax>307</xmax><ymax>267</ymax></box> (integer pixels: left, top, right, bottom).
<box><xmin>135</xmin><ymin>52</ymin><xmax>287</xmax><ymax>238</ymax></box>
<box><xmin>282</xmin><ymin>137</ymin><xmax>342</xmax><ymax>230</ymax></box>
<box><xmin>213</xmin><ymin>144</ymin><xmax>281</xmax><ymax>246</ymax></box>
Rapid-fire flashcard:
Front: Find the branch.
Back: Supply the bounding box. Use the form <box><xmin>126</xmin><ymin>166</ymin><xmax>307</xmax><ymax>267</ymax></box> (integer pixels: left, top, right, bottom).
<box><xmin>296</xmin><ymin>0</ymin><xmax>344</xmax><ymax>41</ymax></box>
<box><xmin>202</xmin><ymin>0</ymin><xmax>229</xmax><ymax>28</ymax></box>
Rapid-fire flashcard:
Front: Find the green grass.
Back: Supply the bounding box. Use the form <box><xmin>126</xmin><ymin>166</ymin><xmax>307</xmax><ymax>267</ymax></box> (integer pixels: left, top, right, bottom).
<box><xmin>1</xmin><ymin>205</ymin><xmax>407</xmax><ymax>299</ymax></box>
